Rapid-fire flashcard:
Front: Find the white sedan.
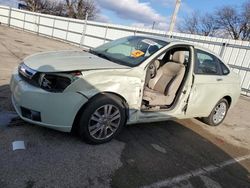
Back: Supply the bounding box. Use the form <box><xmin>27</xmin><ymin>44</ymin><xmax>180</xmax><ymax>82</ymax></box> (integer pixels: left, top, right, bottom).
<box><xmin>10</xmin><ymin>36</ymin><xmax>241</xmax><ymax>144</ymax></box>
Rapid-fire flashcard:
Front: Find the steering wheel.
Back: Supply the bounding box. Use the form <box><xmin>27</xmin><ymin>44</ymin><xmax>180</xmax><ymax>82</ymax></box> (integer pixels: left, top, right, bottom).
<box><xmin>148</xmin><ymin>62</ymin><xmax>157</xmax><ymax>78</ymax></box>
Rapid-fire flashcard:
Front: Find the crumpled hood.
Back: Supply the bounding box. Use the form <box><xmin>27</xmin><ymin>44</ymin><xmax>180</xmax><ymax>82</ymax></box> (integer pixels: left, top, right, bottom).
<box><xmin>23</xmin><ymin>50</ymin><xmax>130</xmax><ymax>72</ymax></box>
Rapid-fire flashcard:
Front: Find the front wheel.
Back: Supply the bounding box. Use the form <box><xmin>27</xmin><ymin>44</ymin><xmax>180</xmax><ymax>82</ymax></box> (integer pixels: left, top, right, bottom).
<box><xmin>202</xmin><ymin>98</ymin><xmax>229</xmax><ymax>126</ymax></box>
<box><xmin>79</xmin><ymin>94</ymin><xmax>126</xmax><ymax>144</ymax></box>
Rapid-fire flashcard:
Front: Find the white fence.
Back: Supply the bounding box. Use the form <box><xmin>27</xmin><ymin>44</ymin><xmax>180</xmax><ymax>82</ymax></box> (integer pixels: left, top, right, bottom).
<box><xmin>0</xmin><ymin>5</ymin><xmax>249</xmax><ymax>95</ymax></box>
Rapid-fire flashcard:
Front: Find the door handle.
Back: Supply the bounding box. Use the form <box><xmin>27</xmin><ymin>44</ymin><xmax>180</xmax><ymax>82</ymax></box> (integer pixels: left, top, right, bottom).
<box><xmin>216</xmin><ymin>78</ymin><xmax>223</xmax><ymax>81</ymax></box>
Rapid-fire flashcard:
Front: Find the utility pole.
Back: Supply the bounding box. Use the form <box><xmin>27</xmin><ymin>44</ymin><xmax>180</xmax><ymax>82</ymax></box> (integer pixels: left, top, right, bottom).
<box><xmin>80</xmin><ymin>11</ymin><xmax>89</xmax><ymax>48</ymax></box>
<box><xmin>152</xmin><ymin>21</ymin><xmax>155</xmax><ymax>29</ymax></box>
<box><xmin>168</xmin><ymin>0</ymin><xmax>181</xmax><ymax>33</ymax></box>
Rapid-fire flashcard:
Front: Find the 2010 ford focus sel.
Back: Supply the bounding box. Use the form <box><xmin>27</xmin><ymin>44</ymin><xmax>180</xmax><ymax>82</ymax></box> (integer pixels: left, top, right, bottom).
<box><xmin>10</xmin><ymin>36</ymin><xmax>241</xmax><ymax>144</ymax></box>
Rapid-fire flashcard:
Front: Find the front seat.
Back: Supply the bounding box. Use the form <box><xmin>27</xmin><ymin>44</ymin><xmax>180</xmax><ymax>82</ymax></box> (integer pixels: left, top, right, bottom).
<box><xmin>143</xmin><ymin>51</ymin><xmax>186</xmax><ymax>106</ymax></box>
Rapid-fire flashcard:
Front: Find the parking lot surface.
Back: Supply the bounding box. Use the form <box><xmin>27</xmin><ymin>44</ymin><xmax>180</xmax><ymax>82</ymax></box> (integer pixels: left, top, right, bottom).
<box><xmin>0</xmin><ymin>26</ymin><xmax>249</xmax><ymax>188</ymax></box>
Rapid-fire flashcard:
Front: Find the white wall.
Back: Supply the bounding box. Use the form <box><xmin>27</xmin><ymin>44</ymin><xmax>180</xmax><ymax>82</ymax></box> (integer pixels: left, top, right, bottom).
<box><xmin>0</xmin><ymin>5</ymin><xmax>249</xmax><ymax>95</ymax></box>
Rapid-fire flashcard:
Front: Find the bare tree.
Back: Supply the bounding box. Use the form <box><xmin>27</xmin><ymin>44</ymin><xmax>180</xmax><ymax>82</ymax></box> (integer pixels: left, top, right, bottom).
<box><xmin>52</xmin><ymin>2</ymin><xmax>65</xmax><ymax>16</ymax></box>
<box><xmin>200</xmin><ymin>14</ymin><xmax>218</xmax><ymax>36</ymax></box>
<box><xmin>19</xmin><ymin>0</ymin><xmax>48</xmax><ymax>12</ymax></box>
<box><xmin>178</xmin><ymin>12</ymin><xmax>217</xmax><ymax>36</ymax></box>
<box><xmin>215</xmin><ymin>6</ymin><xmax>244</xmax><ymax>40</ymax></box>
<box><xmin>19</xmin><ymin>0</ymin><xmax>98</xmax><ymax>20</ymax></box>
<box><xmin>65</xmin><ymin>0</ymin><xmax>98</xmax><ymax>20</ymax></box>
<box><xmin>241</xmin><ymin>1</ymin><xmax>250</xmax><ymax>40</ymax></box>
<box><xmin>178</xmin><ymin>12</ymin><xmax>200</xmax><ymax>34</ymax></box>
<box><xmin>178</xmin><ymin>1</ymin><xmax>250</xmax><ymax>40</ymax></box>
<box><xmin>42</xmin><ymin>1</ymin><xmax>65</xmax><ymax>16</ymax></box>
<box><xmin>19</xmin><ymin>0</ymin><xmax>65</xmax><ymax>16</ymax></box>
<box><xmin>65</xmin><ymin>0</ymin><xmax>76</xmax><ymax>18</ymax></box>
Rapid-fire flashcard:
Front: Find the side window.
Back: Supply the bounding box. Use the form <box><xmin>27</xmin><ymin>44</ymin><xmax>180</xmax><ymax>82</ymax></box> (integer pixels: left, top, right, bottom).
<box><xmin>195</xmin><ymin>49</ymin><xmax>221</xmax><ymax>75</ymax></box>
<box><xmin>218</xmin><ymin>59</ymin><xmax>230</xmax><ymax>75</ymax></box>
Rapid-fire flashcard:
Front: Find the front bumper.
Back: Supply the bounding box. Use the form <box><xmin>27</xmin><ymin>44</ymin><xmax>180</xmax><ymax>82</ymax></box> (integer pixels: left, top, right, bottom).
<box><xmin>10</xmin><ymin>69</ymin><xmax>88</xmax><ymax>132</ymax></box>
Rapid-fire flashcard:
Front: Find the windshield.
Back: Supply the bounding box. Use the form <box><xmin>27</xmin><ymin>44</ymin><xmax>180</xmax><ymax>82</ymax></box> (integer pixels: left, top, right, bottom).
<box><xmin>90</xmin><ymin>36</ymin><xmax>168</xmax><ymax>67</ymax></box>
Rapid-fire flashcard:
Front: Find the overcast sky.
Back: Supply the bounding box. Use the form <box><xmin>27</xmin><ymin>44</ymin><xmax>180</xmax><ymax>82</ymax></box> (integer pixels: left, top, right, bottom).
<box><xmin>0</xmin><ymin>0</ymin><xmax>248</xmax><ymax>30</ymax></box>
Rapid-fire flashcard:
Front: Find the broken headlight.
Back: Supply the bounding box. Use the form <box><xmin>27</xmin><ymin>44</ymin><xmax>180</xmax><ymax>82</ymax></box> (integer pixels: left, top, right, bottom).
<box><xmin>38</xmin><ymin>72</ymin><xmax>80</xmax><ymax>93</ymax></box>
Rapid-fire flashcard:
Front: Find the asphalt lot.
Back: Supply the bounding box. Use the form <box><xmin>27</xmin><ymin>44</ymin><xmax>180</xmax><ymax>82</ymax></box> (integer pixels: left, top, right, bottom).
<box><xmin>0</xmin><ymin>26</ymin><xmax>249</xmax><ymax>188</ymax></box>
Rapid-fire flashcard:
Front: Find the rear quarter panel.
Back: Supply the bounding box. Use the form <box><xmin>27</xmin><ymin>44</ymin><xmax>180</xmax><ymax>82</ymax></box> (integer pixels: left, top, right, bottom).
<box><xmin>222</xmin><ymin>71</ymin><xmax>241</xmax><ymax>108</ymax></box>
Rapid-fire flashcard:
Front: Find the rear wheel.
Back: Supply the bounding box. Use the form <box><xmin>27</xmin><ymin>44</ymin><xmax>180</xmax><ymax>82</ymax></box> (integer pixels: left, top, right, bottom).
<box><xmin>202</xmin><ymin>98</ymin><xmax>229</xmax><ymax>126</ymax></box>
<box><xmin>79</xmin><ymin>94</ymin><xmax>126</xmax><ymax>144</ymax></box>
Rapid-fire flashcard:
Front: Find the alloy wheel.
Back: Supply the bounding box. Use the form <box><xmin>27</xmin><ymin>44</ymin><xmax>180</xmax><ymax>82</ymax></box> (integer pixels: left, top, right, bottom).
<box><xmin>88</xmin><ymin>104</ymin><xmax>121</xmax><ymax>140</ymax></box>
<box><xmin>212</xmin><ymin>102</ymin><xmax>227</xmax><ymax>124</ymax></box>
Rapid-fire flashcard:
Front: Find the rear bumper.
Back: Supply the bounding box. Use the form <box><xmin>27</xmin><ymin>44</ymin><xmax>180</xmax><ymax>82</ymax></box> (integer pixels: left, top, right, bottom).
<box><xmin>10</xmin><ymin>70</ymin><xmax>88</xmax><ymax>132</ymax></box>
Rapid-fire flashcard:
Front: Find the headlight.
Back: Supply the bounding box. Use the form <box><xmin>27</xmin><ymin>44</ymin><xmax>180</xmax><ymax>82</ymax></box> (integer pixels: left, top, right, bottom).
<box><xmin>18</xmin><ymin>63</ymin><xmax>40</xmax><ymax>86</ymax></box>
<box><xmin>18</xmin><ymin>63</ymin><xmax>37</xmax><ymax>79</ymax></box>
<box><xmin>18</xmin><ymin>62</ymin><xmax>81</xmax><ymax>92</ymax></box>
<box><xmin>38</xmin><ymin>72</ymin><xmax>81</xmax><ymax>93</ymax></box>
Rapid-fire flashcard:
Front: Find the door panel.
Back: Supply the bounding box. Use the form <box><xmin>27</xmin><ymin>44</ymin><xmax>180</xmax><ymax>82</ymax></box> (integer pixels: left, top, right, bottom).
<box><xmin>186</xmin><ymin>75</ymin><xmax>225</xmax><ymax>117</ymax></box>
<box><xmin>186</xmin><ymin>49</ymin><xmax>225</xmax><ymax>117</ymax></box>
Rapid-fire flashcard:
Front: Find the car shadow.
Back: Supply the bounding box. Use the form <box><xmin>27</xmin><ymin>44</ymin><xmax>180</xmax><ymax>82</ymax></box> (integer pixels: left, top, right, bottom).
<box><xmin>0</xmin><ymin>84</ymin><xmax>14</xmax><ymax>112</ymax></box>
<box><xmin>112</xmin><ymin>120</ymin><xmax>250</xmax><ymax>188</ymax></box>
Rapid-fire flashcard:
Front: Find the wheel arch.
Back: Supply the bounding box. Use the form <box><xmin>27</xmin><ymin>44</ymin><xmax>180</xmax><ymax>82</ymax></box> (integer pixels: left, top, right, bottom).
<box><xmin>71</xmin><ymin>92</ymin><xmax>129</xmax><ymax>133</ymax></box>
<box><xmin>207</xmin><ymin>95</ymin><xmax>232</xmax><ymax>116</ymax></box>
<box><xmin>223</xmin><ymin>95</ymin><xmax>232</xmax><ymax>107</ymax></box>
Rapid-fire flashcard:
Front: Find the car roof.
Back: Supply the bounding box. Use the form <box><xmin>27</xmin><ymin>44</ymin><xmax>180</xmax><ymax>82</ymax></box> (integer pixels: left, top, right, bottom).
<box><xmin>137</xmin><ymin>35</ymin><xmax>221</xmax><ymax>58</ymax></box>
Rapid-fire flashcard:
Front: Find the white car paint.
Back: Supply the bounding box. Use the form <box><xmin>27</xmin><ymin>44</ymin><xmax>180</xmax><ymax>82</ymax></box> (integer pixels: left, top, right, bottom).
<box><xmin>24</xmin><ymin>50</ymin><xmax>129</xmax><ymax>72</ymax></box>
<box><xmin>10</xmin><ymin>36</ymin><xmax>241</xmax><ymax>133</ymax></box>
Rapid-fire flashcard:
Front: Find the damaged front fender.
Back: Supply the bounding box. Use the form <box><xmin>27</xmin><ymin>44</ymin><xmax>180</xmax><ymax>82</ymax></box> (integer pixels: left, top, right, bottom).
<box><xmin>64</xmin><ymin>68</ymin><xmax>145</xmax><ymax>121</ymax></box>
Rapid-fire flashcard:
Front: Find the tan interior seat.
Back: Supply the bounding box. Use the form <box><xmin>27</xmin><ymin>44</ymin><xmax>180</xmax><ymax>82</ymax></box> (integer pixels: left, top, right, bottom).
<box><xmin>143</xmin><ymin>51</ymin><xmax>186</xmax><ymax>106</ymax></box>
<box><xmin>145</xmin><ymin>59</ymin><xmax>160</xmax><ymax>84</ymax></box>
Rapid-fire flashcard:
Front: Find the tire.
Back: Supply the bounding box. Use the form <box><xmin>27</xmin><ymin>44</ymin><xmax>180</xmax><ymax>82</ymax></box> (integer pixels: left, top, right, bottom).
<box><xmin>202</xmin><ymin>98</ymin><xmax>229</xmax><ymax>126</ymax></box>
<box><xmin>78</xmin><ymin>94</ymin><xmax>126</xmax><ymax>144</ymax></box>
